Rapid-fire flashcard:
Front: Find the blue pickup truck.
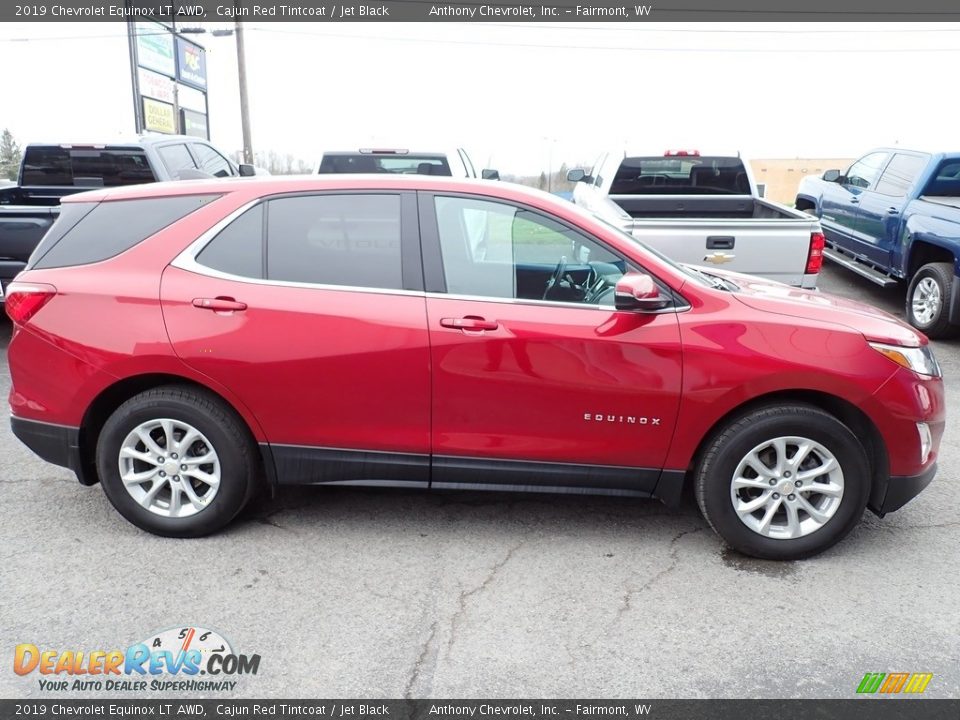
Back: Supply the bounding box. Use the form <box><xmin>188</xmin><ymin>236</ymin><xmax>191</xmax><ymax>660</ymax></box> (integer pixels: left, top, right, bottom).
<box><xmin>796</xmin><ymin>149</ymin><xmax>960</xmax><ymax>338</ymax></box>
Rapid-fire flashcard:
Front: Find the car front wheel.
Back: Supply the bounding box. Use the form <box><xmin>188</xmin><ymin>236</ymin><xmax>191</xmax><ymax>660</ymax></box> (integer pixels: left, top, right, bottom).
<box><xmin>695</xmin><ymin>405</ymin><xmax>870</xmax><ymax>560</ymax></box>
<box><xmin>96</xmin><ymin>386</ymin><xmax>258</xmax><ymax>537</ymax></box>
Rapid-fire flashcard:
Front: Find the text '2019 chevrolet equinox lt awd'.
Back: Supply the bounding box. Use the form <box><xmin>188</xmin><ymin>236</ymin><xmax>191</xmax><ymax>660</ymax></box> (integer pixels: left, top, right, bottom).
<box><xmin>6</xmin><ymin>176</ymin><xmax>945</xmax><ymax>559</ymax></box>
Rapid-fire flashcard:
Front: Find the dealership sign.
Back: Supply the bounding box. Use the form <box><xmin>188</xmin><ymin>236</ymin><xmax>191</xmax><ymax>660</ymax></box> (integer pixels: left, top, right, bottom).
<box><xmin>130</xmin><ymin>21</ymin><xmax>210</xmax><ymax>139</ymax></box>
<box><xmin>176</xmin><ymin>37</ymin><xmax>207</xmax><ymax>90</ymax></box>
<box><xmin>135</xmin><ymin>22</ymin><xmax>175</xmax><ymax>77</ymax></box>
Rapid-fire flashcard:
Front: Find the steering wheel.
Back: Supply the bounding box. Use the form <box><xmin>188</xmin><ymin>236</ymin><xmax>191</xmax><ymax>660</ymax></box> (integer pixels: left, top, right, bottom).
<box><xmin>543</xmin><ymin>256</ymin><xmax>568</xmax><ymax>300</ymax></box>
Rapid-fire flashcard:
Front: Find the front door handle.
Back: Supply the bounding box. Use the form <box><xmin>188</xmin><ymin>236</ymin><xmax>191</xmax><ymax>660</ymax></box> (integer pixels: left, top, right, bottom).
<box><xmin>440</xmin><ymin>316</ymin><xmax>499</xmax><ymax>331</ymax></box>
<box><xmin>887</xmin><ymin>206</ymin><xmax>899</xmax><ymax>215</ymax></box>
<box><xmin>192</xmin><ymin>297</ymin><xmax>247</xmax><ymax>312</ymax></box>
<box><xmin>850</xmin><ymin>197</ymin><xmax>860</xmax><ymax>204</ymax></box>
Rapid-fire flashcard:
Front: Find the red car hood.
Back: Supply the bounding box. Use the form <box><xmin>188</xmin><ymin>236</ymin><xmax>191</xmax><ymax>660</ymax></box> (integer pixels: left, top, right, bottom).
<box><xmin>692</xmin><ymin>268</ymin><xmax>926</xmax><ymax>347</ymax></box>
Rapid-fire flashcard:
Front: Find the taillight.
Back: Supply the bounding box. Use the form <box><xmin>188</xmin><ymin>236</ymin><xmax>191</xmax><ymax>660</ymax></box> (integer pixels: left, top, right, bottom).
<box><xmin>805</xmin><ymin>232</ymin><xmax>825</xmax><ymax>274</ymax></box>
<box><xmin>5</xmin><ymin>282</ymin><xmax>57</xmax><ymax>325</ymax></box>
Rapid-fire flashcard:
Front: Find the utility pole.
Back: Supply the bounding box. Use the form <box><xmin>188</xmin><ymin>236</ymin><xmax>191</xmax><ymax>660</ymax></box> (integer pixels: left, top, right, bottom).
<box><xmin>235</xmin><ymin>20</ymin><xmax>254</xmax><ymax>164</ymax></box>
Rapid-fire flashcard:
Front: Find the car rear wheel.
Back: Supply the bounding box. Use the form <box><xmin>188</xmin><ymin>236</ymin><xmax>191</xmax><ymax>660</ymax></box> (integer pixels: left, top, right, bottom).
<box><xmin>96</xmin><ymin>386</ymin><xmax>258</xmax><ymax>537</ymax></box>
<box><xmin>695</xmin><ymin>405</ymin><xmax>870</xmax><ymax>560</ymax></box>
<box><xmin>906</xmin><ymin>262</ymin><xmax>960</xmax><ymax>339</ymax></box>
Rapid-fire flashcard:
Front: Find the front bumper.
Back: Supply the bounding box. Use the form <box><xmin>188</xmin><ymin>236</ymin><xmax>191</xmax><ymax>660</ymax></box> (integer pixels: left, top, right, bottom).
<box><xmin>10</xmin><ymin>416</ymin><xmax>91</xmax><ymax>484</ymax></box>
<box><xmin>868</xmin><ymin>462</ymin><xmax>937</xmax><ymax>517</ymax></box>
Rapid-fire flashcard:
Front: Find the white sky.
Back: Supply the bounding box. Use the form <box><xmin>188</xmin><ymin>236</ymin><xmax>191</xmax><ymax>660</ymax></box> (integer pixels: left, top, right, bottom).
<box><xmin>1</xmin><ymin>21</ymin><xmax>958</xmax><ymax>174</ymax></box>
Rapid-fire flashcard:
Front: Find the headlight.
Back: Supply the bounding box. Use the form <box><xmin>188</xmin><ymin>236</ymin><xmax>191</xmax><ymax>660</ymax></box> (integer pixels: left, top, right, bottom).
<box><xmin>869</xmin><ymin>342</ymin><xmax>942</xmax><ymax>377</ymax></box>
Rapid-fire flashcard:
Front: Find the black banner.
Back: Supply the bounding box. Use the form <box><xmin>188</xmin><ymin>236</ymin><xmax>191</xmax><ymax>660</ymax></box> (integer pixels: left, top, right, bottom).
<box><xmin>0</xmin><ymin>700</ymin><xmax>958</xmax><ymax>720</ymax></box>
<box><xmin>6</xmin><ymin>0</ymin><xmax>960</xmax><ymax>22</ymax></box>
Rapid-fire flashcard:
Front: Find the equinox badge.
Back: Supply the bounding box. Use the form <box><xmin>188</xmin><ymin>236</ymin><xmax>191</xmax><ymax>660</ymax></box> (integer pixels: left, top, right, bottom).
<box><xmin>584</xmin><ymin>413</ymin><xmax>661</xmax><ymax>426</ymax></box>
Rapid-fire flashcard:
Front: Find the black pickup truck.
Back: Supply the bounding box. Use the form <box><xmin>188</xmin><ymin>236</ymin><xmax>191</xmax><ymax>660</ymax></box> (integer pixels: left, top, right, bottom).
<box><xmin>0</xmin><ymin>135</ymin><xmax>255</xmax><ymax>297</ymax></box>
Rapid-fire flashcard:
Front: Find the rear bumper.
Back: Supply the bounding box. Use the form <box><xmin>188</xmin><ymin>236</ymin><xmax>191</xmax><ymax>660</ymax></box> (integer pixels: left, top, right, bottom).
<box><xmin>868</xmin><ymin>462</ymin><xmax>937</xmax><ymax>517</ymax></box>
<box><xmin>10</xmin><ymin>416</ymin><xmax>91</xmax><ymax>484</ymax></box>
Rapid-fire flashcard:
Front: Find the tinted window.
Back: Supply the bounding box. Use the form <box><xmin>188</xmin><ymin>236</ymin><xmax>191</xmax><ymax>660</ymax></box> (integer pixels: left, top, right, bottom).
<box><xmin>32</xmin><ymin>194</ymin><xmax>218</xmax><ymax>270</ymax></box>
<box><xmin>610</xmin><ymin>156</ymin><xmax>749</xmax><ymax>195</ymax></box>
<box><xmin>196</xmin><ymin>205</ymin><xmax>263</xmax><ymax>278</ymax></box>
<box><xmin>845</xmin><ymin>152</ymin><xmax>888</xmax><ymax>190</ymax></box>
<box><xmin>318</xmin><ymin>153</ymin><xmax>452</xmax><ymax>176</ymax></box>
<box><xmin>191</xmin><ymin>144</ymin><xmax>233</xmax><ymax>178</ymax></box>
<box><xmin>21</xmin><ymin>146</ymin><xmax>156</xmax><ymax>187</ymax></box>
<box><xmin>435</xmin><ymin>195</ymin><xmax>627</xmax><ymax>305</ymax></box>
<box><xmin>157</xmin><ymin>144</ymin><xmax>198</xmax><ymax>179</ymax></box>
<box><xmin>267</xmin><ymin>194</ymin><xmax>403</xmax><ymax>289</ymax></box>
<box><xmin>26</xmin><ymin>202</ymin><xmax>98</xmax><ymax>268</ymax></box>
<box><xmin>874</xmin><ymin>154</ymin><xmax>928</xmax><ymax>197</ymax></box>
<box><xmin>923</xmin><ymin>160</ymin><xmax>960</xmax><ymax>197</ymax></box>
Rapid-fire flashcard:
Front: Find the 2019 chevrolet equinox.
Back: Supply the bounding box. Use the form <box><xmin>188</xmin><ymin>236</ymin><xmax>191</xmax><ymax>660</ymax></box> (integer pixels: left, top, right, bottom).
<box><xmin>6</xmin><ymin>176</ymin><xmax>945</xmax><ymax>559</ymax></box>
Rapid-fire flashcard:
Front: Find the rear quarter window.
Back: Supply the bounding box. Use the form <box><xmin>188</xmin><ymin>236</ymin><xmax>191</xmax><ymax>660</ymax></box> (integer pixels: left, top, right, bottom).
<box><xmin>30</xmin><ymin>194</ymin><xmax>219</xmax><ymax>270</ymax></box>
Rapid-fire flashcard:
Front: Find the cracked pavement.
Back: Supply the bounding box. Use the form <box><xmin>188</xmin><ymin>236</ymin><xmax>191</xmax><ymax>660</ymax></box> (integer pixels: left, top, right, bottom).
<box><xmin>1</xmin><ymin>264</ymin><xmax>958</xmax><ymax>699</ymax></box>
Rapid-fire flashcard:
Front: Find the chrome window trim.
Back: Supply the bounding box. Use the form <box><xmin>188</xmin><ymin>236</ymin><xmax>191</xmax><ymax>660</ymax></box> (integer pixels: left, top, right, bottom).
<box><xmin>172</xmin><ymin>197</ymin><xmax>687</xmax><ymax>313</ymax></box>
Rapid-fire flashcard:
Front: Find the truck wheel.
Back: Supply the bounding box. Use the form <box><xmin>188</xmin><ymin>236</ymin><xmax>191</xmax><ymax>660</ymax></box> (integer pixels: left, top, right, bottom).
<box><xmin>906</xmin><ymin>262</ymin><xmax>960</xmax><ymax>339</ymax></box>
<box><xmin>96</xmin><ymin>386</ymin><xmax>259</xmax><ymax>537</ymax></box>
<box><xmin>694</xmin><ymin>405</ymin><xmax>870</xmax><ymax>561</ymax></box>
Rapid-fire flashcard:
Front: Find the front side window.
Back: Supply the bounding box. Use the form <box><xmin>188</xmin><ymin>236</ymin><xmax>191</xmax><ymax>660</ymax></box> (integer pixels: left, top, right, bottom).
<box><xmin>158</xmin><ymin>144</ymin><xmax>198</xmax><ymax>179</ymax></box>
<box><xmin>434</xmin><ymin>195</ymin><xmax>628</xmax><ymax>305</ymax></box>
<box><xmin>266</xmin><ymin>194</ymin><xmax>403</xmax><ymax>289</ymax></box>
<box><xmin>846</xmin><ymin>152</ymin><xmax>888</xmax><ymax>190</ymax></box>
<box><xmin>191</xmin><ymin>144</ymin><xmax>234</xmax><ymax>178</ymax></box>
<box><xmin>874</xmin><ymin>154</ymin><xmax>927</xmax><ymax>197</ymax></box>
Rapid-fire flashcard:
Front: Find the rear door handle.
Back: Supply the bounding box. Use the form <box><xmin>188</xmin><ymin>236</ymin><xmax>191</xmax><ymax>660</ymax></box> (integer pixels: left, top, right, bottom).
<box><xmin>192</xmin><ymin>297</ymin><xmax>247</xmax><ymax>312</ymax></box>
<box><xmin>887</xmin><ymin>206</ymin><xmax>900</xmax><ymax>215</ymax></box>
<box><xmin>850</xmin><ymin>197</ymin><xmax>860</xmax><ymax>204</ymax></box>
<box><xmin>706</xmin><ymin>236</ymin><xmax>735</xmax><ymax>250</ymax></box>
<box><xmin>440</xmin><ymin>316</ymin><xmax>499</xmax><ymax>331</ymax></box>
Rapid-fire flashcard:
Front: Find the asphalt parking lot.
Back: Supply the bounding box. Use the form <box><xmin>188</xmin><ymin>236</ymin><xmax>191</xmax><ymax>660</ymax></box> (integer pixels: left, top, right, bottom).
<box><xmin>1</xmin><ymin>262</ymin><xmax>957</xmax><ymax>700</ymax></box>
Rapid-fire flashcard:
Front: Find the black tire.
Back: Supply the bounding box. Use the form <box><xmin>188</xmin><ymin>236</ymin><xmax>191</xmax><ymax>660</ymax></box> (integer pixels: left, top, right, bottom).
<box><xmin>695</xmin><ymin>404</ymin><xmax>870</xmax><ymax>561</ymax></box>
<box><xmin>96</xmin><ymin>386</ymin><xmax>258</xmax><ymax>537</ymax></box>
<box><xmin>905</xmin><ymin>262</ymin><xmax>960</xmax><ymax>339</ymax></box>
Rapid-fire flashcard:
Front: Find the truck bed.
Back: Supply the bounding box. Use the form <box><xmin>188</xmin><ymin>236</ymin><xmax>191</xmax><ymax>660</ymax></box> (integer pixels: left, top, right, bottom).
<box><xmin>611</xmin><ymin>194</ymin><xmax>805</xmax><ymax>220</ymax></box>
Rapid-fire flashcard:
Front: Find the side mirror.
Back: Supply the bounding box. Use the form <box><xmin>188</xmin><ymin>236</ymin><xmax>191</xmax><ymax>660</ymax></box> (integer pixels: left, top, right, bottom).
<box><xmin>614</xmin><ymin>273</ymin><xmax>671</xmax><ymax>312</ymax></box>
<box><xmin>238</xmin><ymin>164</ymin><xmax>257</xmax><ymax>177</ymax></box>
<box><xmin>481</xmin><ymin>168</ymin><xmax>500</xmax><ymax>180</ymax></box>
<box><xmin>567</xmin><ymin>168</ymin><xmax>590</xmax><ymax>183</ymax></box>
<box><xmin>822</xmin><ymin>169</ymin><xmax>841</xmax><ymax>183</ymax></box>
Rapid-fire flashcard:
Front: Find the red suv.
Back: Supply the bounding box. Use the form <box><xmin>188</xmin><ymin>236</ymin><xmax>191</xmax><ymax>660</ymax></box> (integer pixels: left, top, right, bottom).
<box><xmin>6</xmin><ymin>177</ymin><xmax>945</xmax><ymax>559</ymax></box>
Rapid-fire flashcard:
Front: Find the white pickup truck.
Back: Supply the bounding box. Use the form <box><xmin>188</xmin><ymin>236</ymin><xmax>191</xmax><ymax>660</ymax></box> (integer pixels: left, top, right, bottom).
<box><xmin>569</xmin><ymin>151</ymin><xmax>824</xmax><ymax>288</ymax></box>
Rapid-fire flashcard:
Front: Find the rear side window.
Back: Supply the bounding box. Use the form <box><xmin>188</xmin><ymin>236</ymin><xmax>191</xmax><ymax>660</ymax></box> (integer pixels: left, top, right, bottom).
<box><xmin>266</xmin><ymin>194</ymin><xmax>403</xmax><ymax>289</ymax></box>
<box><xmin>610</xmin><ymin>156</ymin><xmax>749</xmax><ymax>195</ymax></box>
<box><xmin>31</xmin><ymin>194</ymin><xmax>219</xmax><ymax>270</ymax></box>
<box><xmin>27</xmin><ymin>202</ymin><xmax>98</xmax><ymax>266</ymax></box>
<box><xmin>21</xmin><ymin>146</ymin><xmax>157</xmax><ymax>187</ymax></box>
<box><xmin>923</xmin><ymin>160</ymin><xmax>960</xmax><ymax>197</ymax></box>
<box><xmin>196</xmin><ymin>205</ymin><xmax>264</xmax><ymax>278</ymax></box>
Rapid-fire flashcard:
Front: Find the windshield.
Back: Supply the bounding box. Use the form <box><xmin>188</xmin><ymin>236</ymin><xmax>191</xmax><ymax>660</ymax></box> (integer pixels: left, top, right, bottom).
<box><xmin>561</xmin><ymin>198</ymin><xmax>714</xmax><ymax>288</ymax></box>
<box><xmin>611</xmin><ymin>156</ymin><xmax>751</xmax><ymax>195</ymax></box>
<box><xmin>317</xmin><ymin>153</ymin><xmax>452</xmax><ymax>175</ymax></box>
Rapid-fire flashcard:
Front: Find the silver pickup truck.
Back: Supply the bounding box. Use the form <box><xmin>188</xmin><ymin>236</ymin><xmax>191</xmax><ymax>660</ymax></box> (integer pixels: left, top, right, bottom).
<box><xmin>569</xmin><ymin>151</ymin><xmax>824</xmax><ymax>288</ymax></box>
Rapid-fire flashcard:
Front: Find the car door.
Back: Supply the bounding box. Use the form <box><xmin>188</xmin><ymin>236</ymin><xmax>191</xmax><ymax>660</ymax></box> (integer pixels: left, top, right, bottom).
<box><xmin>161</xmin><ymin>191</ymin><xmax>432</xmax><ymax>486</ymax></box>
<box><xmin>854</xmin><ymin>152</ymin><xmax>929</xmax><ymax>268</ymax></box>
<box><xmin>820</xmin><ymin>152</ymin><xmax>889</xmax><ymax>255</ymax></box>
<box><xmin>420</xmin><ymin>191</ymin><xmax>683</xmax><ymax>495</ymax></box>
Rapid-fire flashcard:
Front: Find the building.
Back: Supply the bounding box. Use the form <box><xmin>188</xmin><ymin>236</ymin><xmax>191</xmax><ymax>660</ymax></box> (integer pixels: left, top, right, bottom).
<box><xmin>749</xmin><ymin>158</ymin><xmax>855</xmax><ymax>205</ymax></box>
